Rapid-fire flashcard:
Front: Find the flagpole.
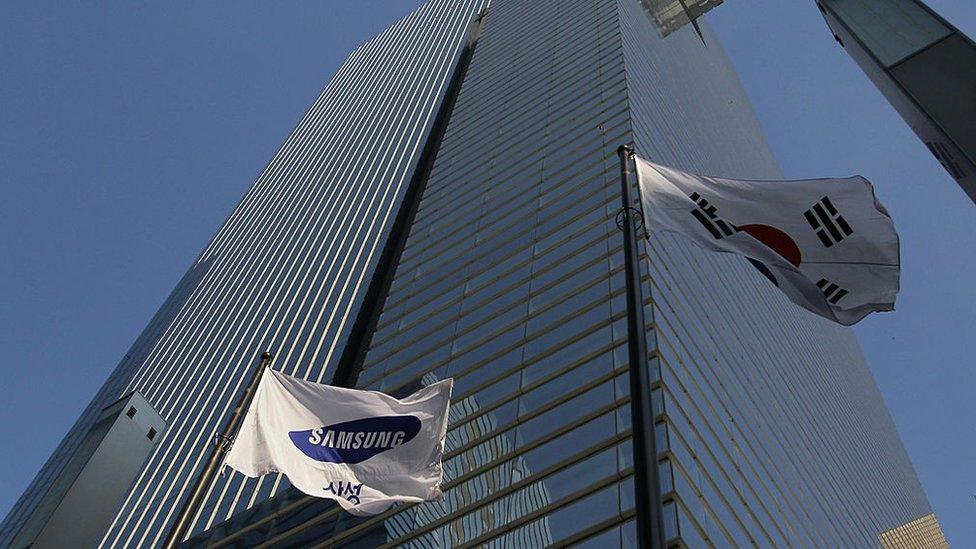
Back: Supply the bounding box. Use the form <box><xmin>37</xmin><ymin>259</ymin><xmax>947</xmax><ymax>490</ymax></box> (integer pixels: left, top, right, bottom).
<box><xmin>616</xmin><ymin>144</ymin><xmax>666</xmax><ymax>549</ymax></box>
<box><xmin>162</xmin><ymin>351</ymin><xmax>274</xmax><ymax>549</ymax></box>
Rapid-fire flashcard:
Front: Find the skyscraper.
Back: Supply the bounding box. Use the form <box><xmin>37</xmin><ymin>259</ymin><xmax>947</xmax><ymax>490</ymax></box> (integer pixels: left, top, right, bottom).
<box><xmin>817</xmin><ymin>0</ymin><xmax>976</xmax><ymax>203</ymax></box>
<box><xmin>2</xmin><ymin>1</ymin><xmax>945</xmax><ymax>547</ymax></box>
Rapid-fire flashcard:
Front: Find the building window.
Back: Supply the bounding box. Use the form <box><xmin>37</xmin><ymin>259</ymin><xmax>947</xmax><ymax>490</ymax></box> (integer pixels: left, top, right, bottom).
<box><xmin>147</xmin><ymin>428</ymin><xmax>157</xmax><ymax>441</ymax></box>
<box><xmin>127</xmin><ymin>406</ymin><xmax>137</xmax><ymax>419</ymax></box>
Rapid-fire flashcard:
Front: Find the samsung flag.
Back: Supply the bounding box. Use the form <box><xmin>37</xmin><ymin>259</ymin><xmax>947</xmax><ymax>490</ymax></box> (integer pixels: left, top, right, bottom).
<box><xmin>224</xmin><ymin>370</ymin><xmax>452</xmax><ymax>515</ymax></box>
<box><xmin>634</xmin><ymin>156</ymin><xmax>900</xmax><ymax>325</ymax></box>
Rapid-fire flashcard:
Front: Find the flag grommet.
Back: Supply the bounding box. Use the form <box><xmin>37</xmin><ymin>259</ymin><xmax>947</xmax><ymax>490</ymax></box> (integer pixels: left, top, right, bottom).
<box><xmin>615</xmin><ymin>207</ymin><xmax>645</xmax><ymax>232</ymax></box>
<box><xmin>213</xmin><ymin>434</ymin><xmax>234</xmax><ymax>451</ymax></box>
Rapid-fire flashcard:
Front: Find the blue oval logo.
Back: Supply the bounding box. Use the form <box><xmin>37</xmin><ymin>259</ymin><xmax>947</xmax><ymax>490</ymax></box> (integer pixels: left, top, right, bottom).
<box><xmin>289</xmin><ymin>415</ymin><xmax>421</xmax><ymax>464</ymax></box>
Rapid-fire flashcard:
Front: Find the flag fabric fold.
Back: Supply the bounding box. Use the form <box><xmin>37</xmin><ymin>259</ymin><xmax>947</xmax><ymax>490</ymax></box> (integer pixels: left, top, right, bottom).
<box><xmin>634</xmin><ymin>156</ymin><xmax>900</xmax><ymax>325</ymax></box>
<box><xmin>224</xmin><ymin>370</ymin><xmax>453</xmax><ymax>515</ymax></box>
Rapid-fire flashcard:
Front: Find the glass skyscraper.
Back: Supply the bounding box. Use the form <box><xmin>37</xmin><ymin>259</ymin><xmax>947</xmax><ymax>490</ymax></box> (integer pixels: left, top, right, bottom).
<box><xmin>2</xmin><ymin>0</ymin><xmax>946</xmax><ymax>547</ymax></box>
<box><xmin>817</xmin><ymin>0</ymin><xmax>976</xmax><ymax>203</ymax></box>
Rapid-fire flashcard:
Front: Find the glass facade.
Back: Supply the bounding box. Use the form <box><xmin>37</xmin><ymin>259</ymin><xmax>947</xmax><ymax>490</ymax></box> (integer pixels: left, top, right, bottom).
<box><xmin>818</xmin><ymin>0</ymin><xmax>976</xmax><ymax>203</ymax></box>
<box><xmin>637</xmin><ymin>0</ymin><xmax>725</xmax><ymax>38</ymax></box>
<box><xmin>879</xmin><ymin>513</ymin><xmax>950</xmax><ymax>549</ymax></box>
<box><xmin>821</xmin><ymin>0</ymin><xmax>950</xmax><ymax>66</ymax></box>
<box><xmin>619</xmin><ymin>0</ymin><xmax>939</xmax><ymax>543</ymax></box>
<box><xmin>3</xmin><ymin>0</ymin><xmax>943</xmax><ymax>547</ymax></box>
<box><xmin>821</xmin><ymin>0</ymin><xmax>952</xmax><ymax>67</ymax></box>
<box><xmin>0</xmin><ymin>1</ymin><xmax>487</xmax><ymax>547</ymax></box>
<box><xmin>189</xmin><ymin>0</ymin><xmax>940</xmax><ymax>547</ymax></box>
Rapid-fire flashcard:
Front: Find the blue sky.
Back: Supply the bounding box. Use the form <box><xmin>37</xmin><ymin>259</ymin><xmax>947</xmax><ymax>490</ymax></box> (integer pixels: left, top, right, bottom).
<box><xmin>1</xmin><ymin>0</ymin><xmax>973</xmax><ymax>544</ymax></box>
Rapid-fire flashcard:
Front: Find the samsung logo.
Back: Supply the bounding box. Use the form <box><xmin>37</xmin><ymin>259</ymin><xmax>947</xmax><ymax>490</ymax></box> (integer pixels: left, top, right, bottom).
<box><xmin>288</xmin><ymin>415</ymin><xmax>421</xmax><ymax>464</ymax></box>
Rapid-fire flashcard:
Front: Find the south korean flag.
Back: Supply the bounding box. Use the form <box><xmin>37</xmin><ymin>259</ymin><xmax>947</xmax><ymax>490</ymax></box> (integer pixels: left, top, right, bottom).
<box><xmin>634</xmin><ymin>156</ymin><xmax>900</xmax><ymax>325</ymax></box>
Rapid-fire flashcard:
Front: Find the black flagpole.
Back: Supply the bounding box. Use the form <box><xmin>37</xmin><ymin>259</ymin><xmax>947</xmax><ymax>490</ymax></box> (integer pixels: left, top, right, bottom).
<box><xmin>162</xmin><ymin>351</ymin><xmax>274</xmax><ymax>549</ymax></box>
<box><xmin>616</xmin><ymin>144</ymin><xmax>666</xmax><ymax>549</ymax></box>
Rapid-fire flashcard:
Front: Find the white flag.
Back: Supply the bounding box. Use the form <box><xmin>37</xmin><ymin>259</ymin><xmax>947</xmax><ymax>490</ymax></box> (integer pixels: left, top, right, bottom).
<box><xmin>224</xmin><ymin>370</ymin><xmax>452</xmax><ymax>515</ymax></box>
<box><xmin>634</xmin><ymin>156</ymin><xmax>900</xmax><ymax>325</ymax></box>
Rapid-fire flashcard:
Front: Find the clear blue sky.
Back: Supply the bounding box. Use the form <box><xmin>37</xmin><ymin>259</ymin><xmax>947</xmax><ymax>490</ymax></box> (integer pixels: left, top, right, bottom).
<box><xmin>1</xmin><ymin>0</ymin><xmax>973</xmax><ymax>544</ymax></box>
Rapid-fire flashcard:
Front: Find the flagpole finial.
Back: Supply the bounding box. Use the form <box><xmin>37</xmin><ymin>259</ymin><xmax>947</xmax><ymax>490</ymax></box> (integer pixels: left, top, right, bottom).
<box><xmin>617</xmin><ymin>144</ymin><xmax>633</xmax><ymax>156</ymax></box>
<box><xmin>261</xmin><ymin>351</ymin><xmax>274</xmax><ymax>362</ymax></box>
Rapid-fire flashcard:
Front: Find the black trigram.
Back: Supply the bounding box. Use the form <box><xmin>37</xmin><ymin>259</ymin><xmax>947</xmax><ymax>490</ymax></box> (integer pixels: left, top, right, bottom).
<box><xmin>816</xmin><ymin>278</ymin><xmax>849</xmax><ymax>305</ymax></box>
<box><xmin>689</xmin><ymin>192</ymin><xmax>736</xmax><ymax>239</ymax></box>
<box><xmin>804</xmin><ymin>196</ymin><xmax>853</xmax><ymax>247</ymax></box>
